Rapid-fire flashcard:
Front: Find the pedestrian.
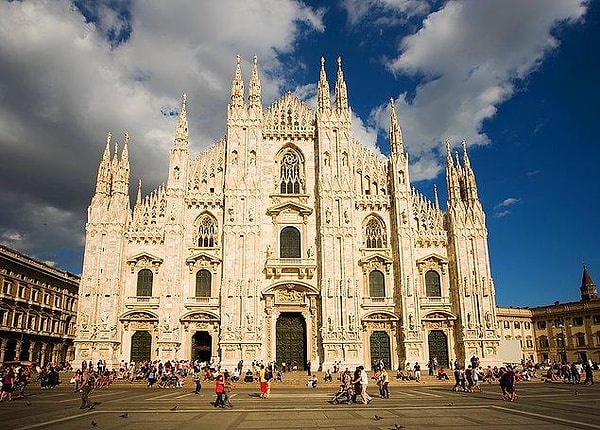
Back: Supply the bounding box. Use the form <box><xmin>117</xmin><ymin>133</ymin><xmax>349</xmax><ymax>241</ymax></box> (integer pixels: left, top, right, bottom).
<box><xmin>307</xmin><ymin>361</ymin><xmax>311</xmax><ymax>376</ymax></box>
<box><xmin>79</xmin><ymin>369</ymin><xmax>95</xmax><ymax>409</ymax></box>
<box><xmin>413</xmin><ymin>362</ymin><xmax>421</xmax><ymax>382</ymax></box>
<box><xmin>359</xmin><ymin>366</ymin><xmax>372</xmax><ymax>404</ymax></box>
<box><xmin>0</xmin><ymin>367</ymin><xmax>15</xmax><ymax>402</ymax></box>
<box><xmin>584</xmin><ymin>362</ymin><xmax>594</xmax><ymax>385</ymax></box>
<box><xmin>193</xmin><ymin>371</ymin><xmax>202</xmax><ymax>394</ymax></box>
<box><xmin>258</xmin><ymin>364</ymin><xmax>268</xmax><ymax>398</ymax></box>
<box><xmin>214</xmin><ymin>374</ymin><xmax>225</xmax><ymax>408</ymax></box>
<box><xmin>379</xmin><ymin>367</ymin><xmax>390</xmax><ymax>398</ymax></box>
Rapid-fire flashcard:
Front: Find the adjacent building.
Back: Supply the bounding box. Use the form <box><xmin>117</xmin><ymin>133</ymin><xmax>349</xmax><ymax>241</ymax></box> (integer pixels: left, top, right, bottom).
<box><xmin>0</xmin><ymin>244</ymin><xmax>79</xmax><ymax>365</ymax></box>
<box><xmin>74</xmin><ymin>56</ymin><xmax>503</xmax><ymax>371</ymax></box>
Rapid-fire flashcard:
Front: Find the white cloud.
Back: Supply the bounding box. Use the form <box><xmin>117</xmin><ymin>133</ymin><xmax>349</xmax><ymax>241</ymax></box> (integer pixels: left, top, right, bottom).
<box><xmin>371</xmin><ymin>0</ymin><xmax>587</xmax><ymax>181</ymax></box>
<box><xmin>495</xmin><ymin>198</ymin><xmax>521</xmax><ymax>210</ymax></box>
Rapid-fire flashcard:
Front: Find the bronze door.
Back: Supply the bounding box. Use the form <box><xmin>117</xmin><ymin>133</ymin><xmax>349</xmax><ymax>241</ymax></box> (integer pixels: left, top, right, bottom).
<box><xmin>370</xmin><ymin>331</ymin><xmax>391</xmax><ymax>369</ymax></box>
<box><xmin>276</xmin><ymin>313</ymin><xmax>306</xmax><ymax>369</ymax></box>
<box><xmin>192</xmin><ymin>331</ymin><xmax>212</xmax><ymax>362</ymax></box>
<box><xmin>130</xmin><ymin>331</ymin><xmax>151</xmax><ymax>363</ymax></box>
<box><xmin>427</xmin><ymin>330</ymin><xmax>449</xmax><ymax>368</ymax></box>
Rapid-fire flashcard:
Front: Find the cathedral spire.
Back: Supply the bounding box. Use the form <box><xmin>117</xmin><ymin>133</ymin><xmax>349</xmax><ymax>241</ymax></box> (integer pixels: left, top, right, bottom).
<box><xmin>389</xmin><ymin>98</ymin><xmax>404</xmax><ymax>155</ymax></box>
<box><xmin>334</xmin><ymin>56</ymin><xmax>348</xmax><ymax>114</ymax></box>
<box><xmin>229</xmin><ymin>55</ymin><xmax>245</xmax><ymax>109</ymax></box>
<box><xmin>433</xmin><ymin>184</ymin><xmax>440</xmax><ymax>211</ymax></box>
<box><xmin>174</xmin><ymin>93</ymin><xmax>189</xmax><ymax>146</ymax></box>
<box><xmin>445</xmin><ymin>139</ymin><xmax>459</xmax><ymax>206</ymax></box>
<box><xmin>462</xmin><ymin>140</ymin><xmax>479</xmax><ymax>202</ymax></box>
<box><xmin>248</xmin><ymin>55</ymin><xmax>262</xmax><ymax>114</ymax></box>
<box><xmin>136</xmin><ymin>179</ymin><xmax>142</xmax><ymax>206</ymax></box>
<box><xmin>113</xmin><ymin>132</ymin><xmax>130</xmax><ymax>195</ymax></box>
<box><xmin>317</xmin><ymin>56</ymin><xmax>331</xmax><ymax>113</ymax></box>
<box><xmin>581</xmin><ymin>264</ymin><xmax>598</xmax><ymax>301</ymax></box>
<box><xmin>95</xmin><ymin>132</ymin><xmax>112</xmax><ymax>196</ymax></box>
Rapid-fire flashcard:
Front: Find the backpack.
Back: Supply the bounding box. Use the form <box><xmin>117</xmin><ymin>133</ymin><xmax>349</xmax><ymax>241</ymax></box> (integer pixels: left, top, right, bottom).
<box><xmin>264</xmin><ymin>369</ymin><xmax>272</xmax><ymax>381</ymax></box>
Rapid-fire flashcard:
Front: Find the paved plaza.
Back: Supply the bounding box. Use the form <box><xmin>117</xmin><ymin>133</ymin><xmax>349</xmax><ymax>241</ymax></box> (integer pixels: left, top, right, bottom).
<box><xmin>1</xmin><ymin>376</ymin><xmax>599</xmax><ymax>430</ymax></box>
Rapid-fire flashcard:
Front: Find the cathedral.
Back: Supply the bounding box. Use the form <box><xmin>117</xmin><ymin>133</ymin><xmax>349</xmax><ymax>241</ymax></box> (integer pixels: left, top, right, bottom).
<box><xmin>74</xmin><ymin>56</ymin><xmax>501</xmax><ymax>371</ymax></box>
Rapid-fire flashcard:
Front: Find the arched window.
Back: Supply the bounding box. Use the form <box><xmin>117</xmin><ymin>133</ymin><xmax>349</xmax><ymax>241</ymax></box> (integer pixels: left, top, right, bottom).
<box><xmin>425</xmin><ymin>270</ymin><xmax>441</xmax><ymax>297</ymax></box>
<box><xmin>369</xmin><ymin>270</ymin><xmax>385</xmax><ymax>297</ymax></box>
<box><xmin>280</xmin><ymin>150</ymin><xmax>301</xmax><ymax>194</ymax></box>
<box><xmin>195</xmin><ymin>269</ymin><xmax>211</xmax><ymax>297</ymax></box>
<box><xmin>280</xmin><ymin>226</ymin><xmax>301</xmax><ymax>258</ymax></box>
<box><xmin>136</xmin><ymin>269</ymin><xmax>153</xmax><ymax>297</ymax></box>
<box><xmin>198</xmin><ymin>215</ymin><xmax>217</xmax><ymax>247</ymax></box>
<box><xmin>365</xmin><ymin>218</ymin><xmax>385</xmax><ymax>248</ymax></box>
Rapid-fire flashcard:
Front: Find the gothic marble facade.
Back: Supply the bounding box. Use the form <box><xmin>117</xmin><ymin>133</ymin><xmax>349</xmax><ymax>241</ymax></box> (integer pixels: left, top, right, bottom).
<box><xmin>74</xmin><ymin>56</ymin><xmax>501</xmax><ymax>371</ymax></box>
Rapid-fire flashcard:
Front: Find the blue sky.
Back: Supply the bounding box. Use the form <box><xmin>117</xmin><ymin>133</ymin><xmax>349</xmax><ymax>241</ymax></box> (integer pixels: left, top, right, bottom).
<box><xmin>0</xmin><ymin>0</ymin><xmax>597</xmax><ymax>308</ymax></box>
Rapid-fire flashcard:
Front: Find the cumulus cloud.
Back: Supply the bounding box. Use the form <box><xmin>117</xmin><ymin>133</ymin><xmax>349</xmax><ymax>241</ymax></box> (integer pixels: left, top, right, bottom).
<box><xmin>370</xmin><ymin>0</ymin><xmax>587</xmax><ymax>181</ymax></box>
<box><xmin>0</xmin><ymin>0</ymin><xmax>324</xmax><ymax>271</ymax></box>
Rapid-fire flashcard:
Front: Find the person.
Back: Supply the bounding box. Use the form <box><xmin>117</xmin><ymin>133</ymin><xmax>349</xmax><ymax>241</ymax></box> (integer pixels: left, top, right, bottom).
<box><xmin>193</xmin><ymin>371</ymin><xmax>202</xmax><ymax>394</ymax></box>
<box><xmin>214</xmin><ymin>374</ymin><xmax>225</xmax><ymax>408</ymax></box>
<box><xmin>437</xmin><ymin>367</ymin><xmax>450</xmax><ymax>380</ymax></box>
<box><xmin>14</xmin><ymin>367</ymin><xmax>30</xmax><ymax>399</ymax></box>
<box><xmin>0</xmin><ymin>367</ymin><xmax>15</xmax><ymax>402</ymax></box>
<box><xmin>413</xmin><ymin>362</ymin><xmax>421</xmax><ymax>383</ymax></box>
<box><xmin>258</xmin><ymin>364</ymin><xmax>268</xmax><ymax>398</ymax></box>
<box><xmin>223</xmin><ymin>372</ymin><xmax>234</xmax><ymax>407</ymax></box>
<box><xmin>452</xmin><ymin>367</ymin><xmax>466</xmax><ymax>392</ymax></box>
<box><xmin>306</xmin><ymin>361</ymin><xmax>311</xmax><ymax>376</ymax></box>
<box><xmin>379</xmin><ymin>367</ymin><xmax>390</xmax><ymax>399</ymax></box>
<box><xmin>359</xmin><ymin>366</ymin><xmax>372</xmax><ymax>404</ymax></box>
<box><xmin>79</xmin><ymin>369</ymin><xmax>95</xmax><ymax>409</ymax></box>
<box><xmin>324</xmin><ymin>369</ymin><xmax>333</xmax><ymax>383</ymax></box>
<box><xmin>584</xmin><ymin>362</ymin><xmax>594</xmax><ymax>385</ymax></box>
<box><xmin>307</xmin><ymin>374</ymin><xmax>318</xmax><ymax>388</ymax></box>
<box><xmin>264</xmin><ymin>365</ymin><xmax>273</xmax><ymax>397</ymax></box>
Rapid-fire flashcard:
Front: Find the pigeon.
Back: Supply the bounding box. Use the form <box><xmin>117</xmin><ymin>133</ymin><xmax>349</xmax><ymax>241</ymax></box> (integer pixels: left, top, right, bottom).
<box><xmin>170</xmin><ymin>405</ymin><xmax>178</xmax><ymax>411</ymax></box>
<box><xmin>91</xmin><ymin>421</ymin><xmax>98</xmax><ymax>427</ymax></box>
<box><xmin>119</xmin><ymin>413</ymin><xmax>129</xmax><ymax>418</ymax></box>
<box><xmin>447</xmin><ymin>402</ymin><xmax>454</xmax><ymax>406</ymax></box>
<box><xmin>26</xmin><ymin>401</ymin><xmax>31</xmax><ymax>406</ymax></box>
<box><xmin>393</xmin><ymin>424</ymin><xmax>406</xmax><ymax>430</ymax></box>
<box><xmin>374</xmin><ymin>415</ymin><xmax>383</xmax><ymax>420</ymax></box>
<box><xmin>574</xmin><ymin>390</ymin><xmax>579</xmax><ymax>396</ymax></box>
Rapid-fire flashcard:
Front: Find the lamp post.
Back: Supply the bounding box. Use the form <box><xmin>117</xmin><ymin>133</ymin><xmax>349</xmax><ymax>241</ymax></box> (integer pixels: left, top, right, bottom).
<box><xmin>558</xmin><ymin>323</ymin><xmax>567</xmax><ymax>363</ymax></box>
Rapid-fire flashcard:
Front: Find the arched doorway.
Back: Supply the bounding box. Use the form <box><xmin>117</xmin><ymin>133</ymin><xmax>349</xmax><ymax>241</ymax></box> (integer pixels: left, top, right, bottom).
<box><xmin>130</xmin><ymin>331</ymin><xmax>152</xmax><ymax>363</ymax></box>
<box><xmin>276</xmin><ymin>312</ymin><xmax>306</xmax><ymax>370</ymax></box>
<box><xmin>370</xmin><ymin>331</ymin><xmax>391</xmax><ymax>369</ymax></box>
<box><xmin>428</xmin><ymin>330</ymin><xmax>449</xmax><ymax>368</ymax></box>
<box><xmin>192</xmin><ymin>331</ymin><xmax>212</xmax><ymax>362</ymax></box>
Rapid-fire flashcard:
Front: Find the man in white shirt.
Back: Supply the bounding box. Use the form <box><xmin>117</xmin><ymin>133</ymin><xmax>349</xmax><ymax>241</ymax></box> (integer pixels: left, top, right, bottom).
<box><xmin>359</xmin><ymin>366</ymin><xmax>372</xmax><ymax>404</ymax></box>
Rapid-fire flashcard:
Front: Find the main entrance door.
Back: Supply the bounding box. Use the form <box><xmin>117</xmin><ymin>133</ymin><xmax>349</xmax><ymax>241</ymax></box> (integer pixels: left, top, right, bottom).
<box><xmin>276</xmin><ymin>313</ymin><xmax>306</xmax><ymax>370</ymax></box>
<box><xmin>370</xmin><ymin>331</ymin><xmax>391</xmax><ymax>369</ymax></box>
<box><xmin>428</xmin><ymin>330</ymin><xmax>449</xmax><ymax>368</ymax></box>
<box><xmin>130</xmin><ymin>331</ymin><xmax>151</xmax><ymax>363</ymax></box>
<box><xmin>192</xmin><ymin>331</ymin><xmax>212</xmax><ymax>362</ymax></box>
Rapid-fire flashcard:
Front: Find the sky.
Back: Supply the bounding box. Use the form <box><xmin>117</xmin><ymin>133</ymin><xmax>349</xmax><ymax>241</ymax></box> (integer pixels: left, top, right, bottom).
<box><xmin>0</xmin><ymin>0</ymin><xmax>598</xmax><ymax>308</ymax></box>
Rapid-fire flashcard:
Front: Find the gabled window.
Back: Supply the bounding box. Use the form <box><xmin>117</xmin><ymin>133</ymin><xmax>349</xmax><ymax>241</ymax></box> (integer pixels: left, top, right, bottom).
<box><xmin>365</xmin><ymin>218</ymin><xmax>385</xmax><ymax>248</ymax></box>
<box><xmin>280</xmin><ymin>226</ymin><xmax>301</xmax><ymax>258</ymax></box>
<box><xmin>425</xmin><ymin>270</ymin><xmax>441</xmax><ymax>297</ymax></box>
<box><xmin>369</xmin><ymin>270</ymin><xmax>385</xmax><ymax>297</ymax></box>
<box><xmin>195</xmin><ymin>270</ymin><xmax>211</xmax><ymax>297</ymax></box>
<box><xmin>198</xmin><ymin>215</ymin><xmax>217</xmax><ymax>247</ymax></box>
<box><xmin>136</xmin><ymin>269</ymin><xmax>153</xmax><ymax>297</ymax></box>
<box><xmin>279</xmin><ymin>150</ymin><xmax>301</xmax><ymax>194</ymax></box>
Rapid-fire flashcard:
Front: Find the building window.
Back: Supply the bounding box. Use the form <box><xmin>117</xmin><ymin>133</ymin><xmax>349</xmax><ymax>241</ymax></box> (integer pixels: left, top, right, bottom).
<box><xmin>572</xmin><ymin>317</ymin><xmax>584</xmax><ymax>326</ymax></box>
<box><xmin>18</xmin><ymin>285</ymin><xmax>26</xmax><ymax>298</ymax></box>
<box><xmin>32</xmin><ymin>290</ymin><xmax>39</xmax><ymax>302</ymax></box>
<box><xmin>526</xmin><ymin>339</ymin><xmax>533</xmax><ymax>348</ymax></box>
<box><xmin>195</xmin><ymin>270</ymin><xmax>211</xmax><ymax>298</ymax></box>
<box><xmin>197</xmin><ymin>215</ymin><xmax>217</xmax><ymax>247</ymax></box>
<box><xmin>539</xmin><ymin>337</ymin><xmax>549</xmax><ymax>348</ymax></box>
<box><xmin>514</xmin><ymin>321</ymin><xmax>521</xmax><ymax>329</ymax></box>
<box><xmin>44</xmin><ymin>293</ymin><xmax>50</xmax><ymax>305</ymax></box>
<box><xmin>576</xmin><ymin>333</ymin><xmax>585</xmax><ymax>347</ymax></box>
<box><xmin>593</xmin><ymin>315</ymin><xmax>600</xmax><ymax>324</ymax></box>
<box><xmin>503</xmin><ymin>321</ymin><xmax>510</xmax><ymax>329</ymax></box>
<box><xmin>556</xmin><ymin>334</ymin><xmax>566</xmax><ymax>348</ymax></box>
<box><xmin>537</xmin><ymin>321</ymin><xmax>547</xmax><ymax>329</ymax></box>
<box><xmin>365</xmin><ymin>218</ymin><xmax>385</xmax><ymax>248</ymax></box>
<box><xmin>369</xmin><ymin>270</ymin><xmax>385</xmax><ymax>298</ymax></box>
<box><xmin>2</xmin><ymin>281</ymin><xmax>11</xmax><ymax>294</ymax></box>
<box><xmin>280</xmin><ymin>226</ymin><xmax>301</xmax><ymax>258</ymax></box>
<box><xmin>55</xmin><ymin>296</ymin><xmax>61</xmax><ymax>307</ymax></box>
<box><xmin>524</xmin><ymin>322</ymin><xmax>531</xmax><ymax>330</ymax></box>
<box><xmin>425</xmin><ymin>270</ymin><xmax>441</xmax><ymax>297</ymax></box>
<box><xmin>279</xmin><ymin>150</ymin><xmax>301</xmax><ymax>194</ymax></box>
<box><xmin>136</xmin><ymin>269</ymin><xmax>153</xmax><ymax>297</ymax></box>
<box><xmin>553</xmin><ymin>319</ymin><xmax>564</xmax><ymax>328</ymax></box>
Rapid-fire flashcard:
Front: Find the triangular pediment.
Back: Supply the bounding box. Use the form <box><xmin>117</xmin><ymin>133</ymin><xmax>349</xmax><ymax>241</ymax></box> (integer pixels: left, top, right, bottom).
<box><xmin>263</xmin><ymin>93</ymin><xmax>315</xmax><ymax>139</ymax></box>
<box><xmin>266</xmin><ymin>201</ymin><xmax>313</xmax><ymax>217</ymax></box>
<box><xmin>416</xmin><ymin>253</ymin><xmax>448</xmax><ymax>265</ymax></box>
<box><xmin>359</xmin><ymin>252</ymin><xmax>393</xmax><ymax>265</ymax></box>
<box><xmin>126</xmin><ymin>252</ymin><xmax>163</xmax><ymax>265</ymax></box>
<box><xmin>185</xmin><ymin>251</ymin><xmax>222</xmax><ymax>265</ymax></box>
